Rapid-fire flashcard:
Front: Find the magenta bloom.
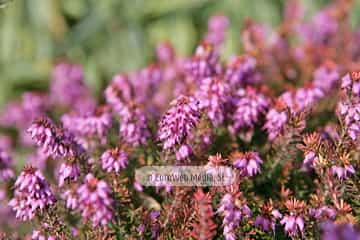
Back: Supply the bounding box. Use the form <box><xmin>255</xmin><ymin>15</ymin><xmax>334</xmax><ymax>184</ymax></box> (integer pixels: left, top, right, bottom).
<box><xmin>341</xmin><ymin>73</ymin><xmax>360</xmax><ymax>97</ymax></box>
<box><xmin>61</xmin><ymin>107</ymin><xmax>112</xmax><ymax>143</ymax></box>
<box><xmin>27</xmin><ymin>117</ymin><xmax>76</xmax><ymax>158</ymax></box>
<box><xmin>175</xmin><ymin>144</ymin><xmax>192</xmax><ymax>161</ymax></box>
<box><xmin>195</xmin><ymin>77</ymin><xmax>230</xmax><ymax>126</ymax></box>
<box><xmin>62</xmin><ymin>188</ymin><xmax>78</xmax><ymax>210</ymax></box>
<box><xmin>0</xmin><ymin>148</ymin><xmax>14</xmax><ymax>181</ymax></box>
<box><xmin>50</xmin><ymin>62</ymin><xmax>95</xmax><ymax>112</ymax></box>
<box><xmin>104</xmin><ymin>74</ymin><xmax>134</xmax><ymax>113</ymax></box>
<box><xmin>32</xmin><ymin>230</ymin><xmax>55</xmax><ymax>240</ymax></box>
<box><xmin>218</xmin><ymin>193</ymin><xmax>251</xmax><ymax>240</ymax></box>
<box><xmin>101</xmin><ymin>148</ymin><xmax>128</xmax><ymax>173</ymax></box>
<box><xmin>158</xmin><ymin>95</ymin><xmax>201</xmax><ymax>150</ymax></box>
<box><xmin>280</xmin><ymin>87</ymin><xmax>324</xmax><ymax>113</ymax></box>
<box><xmin>58</xmin><ymin>162</ymin><xmax>80</xmax><ymax>187</ymax></box>
<box><xmin>264</xmin><ymin>107</ymin><xmax>288</xmax><ymax>141</ymax></box>
<box><xmin>77</xmin><ymin>174</ymin><xmax>113</xmax><ymax>226</ymax></box>
<box><xmin>225</xmin><ymin>55</ymin><xmax>260</xmax><ymax>87</ymax></box>
<box><xmin>313</xmin><ymin>62</ymin><xmax>339</xmax><ymax>93</ymax></box>
<box><xmin>338</xmin><ymin>101</ymin><xmax>360</xmax><ymax>141</ymax></box>
<box><xmin>280</xmin><ymin>215</ymin><xmax>305</xmax><ymax>238</ymax></box>
<box><xmin>309</xmin><ymin>206</ymin><xmax>336</xmax><ymax>221</ymax></box>
<box><xmin>302</xmin><ymin>151</ymin><xmax>318</xmax><ymax>171</ymax></box>
<box><xmin>184</xmin><ymin>42</ymin><xmax>220</xmax><ymax>80</ymax></box>
<box><xmin>118</xmin><ymin>103</ymin><xmax>150</xmax><ymax>146</ymax></box>
<box><xmin>229</xmin><ymin>88</ymin><xmax>269</xmax><ymax>134</ymax></box>
<box><xmin>156</xmin><ymin>42</ymin><xmax>175</xmax><ymax>63</ymax></box>
<box><xmin>205</xmin><ymin>15</ymin><xmax>229</xmax><ymax>46</ymax></box>
<box><xmin>9</xmin><ymin>166</ymin><xmax>56</xmax><ymax>221</ymax></box>
<box><xmin>255</xmin><ymin>209</ymin><xmax>282</xmax><ymax>232</ymax></box>
<box><xmin>331</xmin><ymin>165</ymin><xmax>355</xmax><ymax>179</ymax></box>
<box><xmin>232</xmin><ymin>151</ymin><xmax>263</xmax><ymax>177</ymax></box>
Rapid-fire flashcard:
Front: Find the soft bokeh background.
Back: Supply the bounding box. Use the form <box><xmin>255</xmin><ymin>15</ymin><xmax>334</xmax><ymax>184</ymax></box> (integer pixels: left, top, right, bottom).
<box><xmin>0</xmin><ymin>0</ymin><xmax>359</xmax><ymax>105</ymax></box>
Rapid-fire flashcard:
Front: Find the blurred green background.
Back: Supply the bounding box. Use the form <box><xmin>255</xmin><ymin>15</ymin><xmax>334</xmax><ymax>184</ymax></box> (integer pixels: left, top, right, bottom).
<box><xmin>0</xmin><ymin>0</ymin><xmax>359</xmax><ymax>106</ymax></box>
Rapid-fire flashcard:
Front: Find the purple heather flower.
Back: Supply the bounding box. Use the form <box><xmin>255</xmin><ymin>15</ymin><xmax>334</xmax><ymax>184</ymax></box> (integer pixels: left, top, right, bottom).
<box><xmin>118</xmin><ymin>103</ymin><xmax>150</xmax><ymax>146</ymax></box>
<box><xmin>61</xmin><ymin>106</ymin><xmax>112</xmax><ymax>143</ymax></box>
<box><xmin>0</xmin><ymin>148</ymin><xmax>14</xmax><ymax>181</ymax></box>
<box><xmin>302</xmin><ymin>151</ymin><xmax>318</xmax><ymax>171</ymax></box>
<box><xmin>225</xmin><ymin>55</ymin><xmax>260</xmax><ymax>87</ymax></box>
<box><xmin>205</xmin><ymin>15</ymin><xmax>229</xmax><ymax>46</ymax></box>
<box><xmin>184</xmin><ymin>42</ymin><xmax>220</xmax><ymax>81</ymax></box>
<box><xmin>280</xmin><ymin>215</ymin><xmax>305</xmax><ymax>238</ymax></box>
<box><xmin>50</xmin><ymin>62</ymin><xmax>95</xmax><ymax>112</ymax></box>
<box><xmin>338</xmin><ymin>101</ymin><xmax>360</xmax><ymax>141</ymax></box>
<box><xmin>9</xmin><ymin>166</ymin><xmax>56</xmax><ymax>221</ymax></box>
<box><xmin>299</xmin><ymin>9</ymin><xmax>338</xmax><ymax>45</ymax></box>
<box><xmin>218</xmin><ymin>193</ymin><xmax>251</xmax><ymax>240</ymax></box>
<box><xmin>280</xmin><ymin>87</ymin><xmax>324</xmax><ymax>113</ymax></box>
<box><xmin>331</xmin><ymin>165</ymin><xmax>355</xmax><ymax>179</ymax></box>
<box><xmin>158</xmin><ymin>95</ymin><xmax>201</xmax><ymax>150</ymax></box>
<box><xmin>229</xmin><ymin>87</ymin><xmax>269</xmax><ymax>134</ymax></box>
<box><xmin>58</xmin><ymin>162</ymin><xmax>80</xmax><ymax>187</ymax></box>
<box><xmin>313</xmin><ymin>62</ymin><xmax>339</xmax><ymax>93</ymax></box>
<box><xmin>320</xmin><ymin>222</ymin><xmax>360</xmax><ymax>240</ymax></box>
<box><xmin>101</xmin><ymin>148</ymin><xmax>128</xmax><ymax>173</ymax></box>
<box><xmin>195</xmin><ymin>77</ymin><xmax>230</xmax><ymax>126</ymax></box>
<box><xmin>309</xmin><ymin>206</ymin><xmax>336</xmax><ymax>221</ymax></box>
<box><xmin>32</xmin><ymin>230</ymin><xmax>55</xmax><ymax>240</ymax></box>
<box><xmin>175</xmin><ymin>144</ymin><xmax>192</xmax><ymax>161</ymax></box>
<box><xmin>231</xmin><ymin>151</ymin><xmax>263</xmax><ymax>177</ymax></box>
<box><xmin>264</xmin><ymin>107</ymin><xmax>288</xmax><ymax>141</ymax></box>
<box><xmin>341</xmin><ymin>73</ymin><xmax>360</xmax><ymax>97</ymax></box>
<box><xmin>156</xmin><ymin>42</ymin><xmax>175</xmax><ymax>63</ymax></box>
<box><xmin>255</xmin><ymin>209</ymin><xmax>282</xmax><ymax>232</ymax></box>
<box><xmin>104</xmin><ymin>74</ymin><xmax>134</xmax><ymax>113</ymax></box>
<box><xmin>77</xmin><ymin>174</ymin><xmax>113</xmax><ymax>226</ymax></box>
<box><xmin>62</xmin><ymin>188</ymin><xmax>78</xmax><ymax>210</ymax></box>
<box><xmin>27</xmin><ymin>117</ymin><xmax>76</xmax><ymax>158</ymax></box>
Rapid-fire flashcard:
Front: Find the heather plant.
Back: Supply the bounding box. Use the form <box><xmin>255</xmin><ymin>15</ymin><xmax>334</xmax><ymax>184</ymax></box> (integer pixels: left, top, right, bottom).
<box><xmin>1</xmin><ymin>0</ymin><xmax>360</xmax><ymax>239</ymax></box>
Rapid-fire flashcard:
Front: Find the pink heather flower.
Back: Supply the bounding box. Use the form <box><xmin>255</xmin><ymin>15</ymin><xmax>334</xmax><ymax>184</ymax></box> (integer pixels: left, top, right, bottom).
<box><xmin>341</xmin><ymin>73</ymin><xmax>360</xmax><ymax>97</ymax></box>
<box><xmin>205</xmin><ymin>15</ymin><xmax>229</xmax><ymax>46</ymax></box>
<box><xmin>299</xmin><ymin>9</ymin><xmax>338</xmax><ymax>45</ymax></box>
<box><xmin>130</xmin><ymin>65</ymin><xmax>163</xmax><ymax>103</ymax></box>
<box><xmin>313</xmin><ymin>61</ymin><xmax>339</xmax><ymax>93</ymax></box>
<box><xmin>280</xmin><ymin>87</ymin><xmax>324</xmax><ymax>113</ymax></box>
<box><xmin>225</xmin><ymin>55</ymin><xmax>260</xmax><ymax>87</ymax></box>
<box><xmin>309</xmin><ymin>206</ymin><xmax>336</xmax><ymax>221</ymax></box>
<box><xmin>218</xmin><ymin>193</ymin><xmax>251</xmax><ymax>240</ymax></box>
<box><xmin>321</xmin><ymin>222</ymin><xmax>360</xmax><ymax>240</ymax></box>
<box><xmin>101</xmin><ymin>148</ymin><xmax>128</xmax><ymax>173</ymax></box>
<box><xmin>104</xmin><ymin>74</ymin><xmax>134</xmax><ymax>113</ymax></box>
<box><xmin>31</xmin><ymin>230</ymin><xmax>55</xmax><ymax>240</ymax></box>
<box><xmin>0</xmin><ymin>148</ymin><xmax>14</xmax><ymax>181</ymax></box>
<box><xmin>62</xmin><ymin>188</ymin><xmax>78</xmax><ymax>210</ymax></box>
<box><xmin>255</xmin><ymin>209</ymin><xmax>282</xmax><ymax>232</ymax></box>
<box><xmin>229</xmin><ymin>87</ymin><xmax>269</xmax><ymax>134</ymax></box>
<box><xmin>50</xmin><ymin>62</ymin><xmax>95</xmax><ymax>112</ymax></box>
<box><xmin>302</xmin><ymin>151</ymin><xmax>318</xmax><ymax>171</ymax></box>
<box><xmin>280</xmin><ymin>215</ymin><xmax>305</xmax><ymax>238</ymax></box>
<box><xmin>184</xmin><ymin>42</ymin><xmax>220</xmax><ymax>80</ymax></box>
<box><xmin>77</xmin><ymin>174</ymin><xmax>113</xmax><ymax>226</ymax></box>
<box><xmin>156</xmin><ymin>42</ymin><xmax>175</xmax><ymax>63</ymax></box>
<box><xmin>338</xmin><ymin>101</ymin><xmax>360</xmax><ymax>141</ymax></box>
<box><xmin>331</xmin><ymin>165</ymin><xmax>355</xmax><ymax>179</ymax></box>
<box><xmin>118</xmin><ymin>103</ymin><xmax>150</xmax><ymax>146</ymax></box>
<box><xmin>195</xmin><ymin>77</ymin><xmax>230</xmax><ymax>126</ymax></box>
<box><xmin>264</xmin><ymin>107</ymin><xmax>288</xmax><ymax>141</ymax></box>
<box><xmin>58</xmin><ymin>162</ymin><xmax>80</xmax><ymax>187</ymax></box>
<box><xmin>27</xmin><ymin>117</ymin><xmax>76</xmax><ymax>158</ymax></box>
<box><xmin>158</xmin><ymin>95</ymin><xmax>201</xmax><ymax>150</ymax></box>
<box><xmin>61</xmin><ymin>106</ymin><xmax>112</xmax><ymax>143</ymax></box>
<box><xmin>175</xmin><ymin>144</ymin><xmax>192</xmax><ymax>161</ymax></box>
<box><xmin>231</xmin><ymin>151</ymin><xmax>263</xmax><ymax>177</ymax></box>
<box><xmin>9</xmin><ymin>166</ymin><xmax>56</xmax><ymax>221</ymax></box>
